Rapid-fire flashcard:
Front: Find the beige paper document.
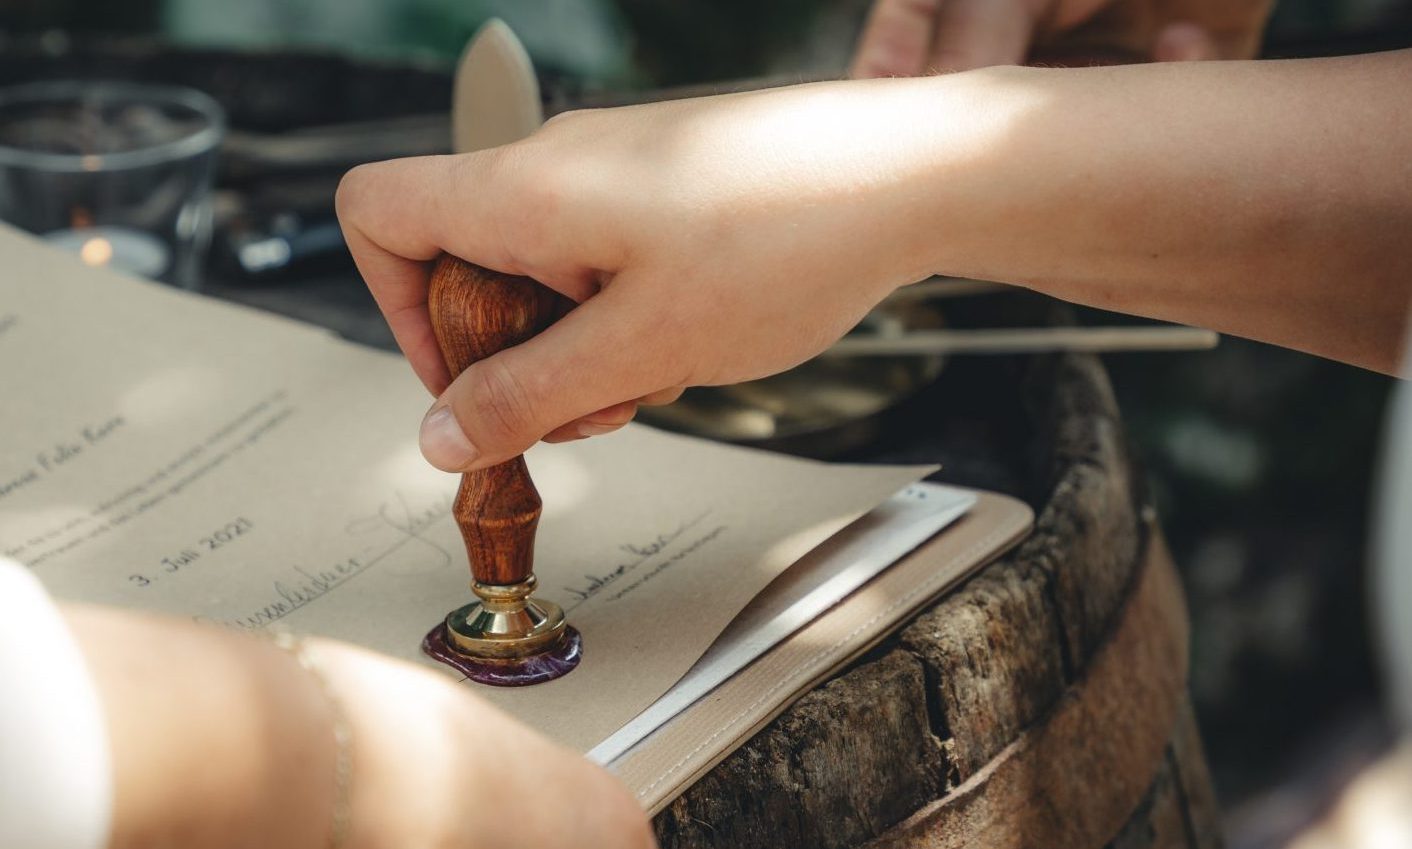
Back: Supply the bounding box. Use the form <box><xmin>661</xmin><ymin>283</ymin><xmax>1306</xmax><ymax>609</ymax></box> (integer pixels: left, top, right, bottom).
<box><xmin>0</xmin><ymin>225</ymin><xmax>934</xmax><ymax>750</ymax></box>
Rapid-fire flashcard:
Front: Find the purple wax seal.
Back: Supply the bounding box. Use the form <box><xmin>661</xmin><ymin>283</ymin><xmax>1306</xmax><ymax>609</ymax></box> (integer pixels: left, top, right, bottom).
<box><xmin>422</xmin><ymin>623</ymin><xmax>582</xmax><ymax>686</ymax></box>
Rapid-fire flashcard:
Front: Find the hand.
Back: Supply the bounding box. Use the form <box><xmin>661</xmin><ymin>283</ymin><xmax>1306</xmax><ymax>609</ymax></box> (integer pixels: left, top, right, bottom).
<box><xmin>341</xmin><ymin>48</ymin><xmax>1412</xmax><ymax>469</ymax></box>
<box><xmin>849</xmin><ymin>0</ymin><xmax>1275</xmax><ymax>77</ymax></box>
<box><xmin>67</xmin><ymin>605</ymin><xmax>655</xmax><ymax>849</ymax></box>
<box><xmin>337</xmin><ymin>80</ymin><xmax>949</xmax><ymax>472</ymax></box>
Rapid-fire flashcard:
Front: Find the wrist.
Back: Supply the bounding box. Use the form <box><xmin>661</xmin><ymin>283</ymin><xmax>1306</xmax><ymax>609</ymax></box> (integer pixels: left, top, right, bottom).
<box><xmin>271</xmin><ymin>634</ymin><xmax>353</xmax><ymax>849</ymax></box>
<box><xmin>312</xmin><ymin>641</ymin><xmax>473</xmax><ymax>849</ymax></box>
<box><xmin>889</xmin><ymin>66</ymin><xmax>1055</xmax><ymax>285</ymax></box>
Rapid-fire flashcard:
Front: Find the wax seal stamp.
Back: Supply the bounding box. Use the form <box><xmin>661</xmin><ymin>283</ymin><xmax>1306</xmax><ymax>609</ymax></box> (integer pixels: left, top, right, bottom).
<box><xmin>421</xmin><ymin>255</ymin><xmax>580</xmax><ymax>686</ymax></box>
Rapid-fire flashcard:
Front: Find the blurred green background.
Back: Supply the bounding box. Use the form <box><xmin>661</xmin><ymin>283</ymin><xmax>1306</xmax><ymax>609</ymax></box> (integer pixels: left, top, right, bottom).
<box><xmin>7</xmin><ymin>0</ymin><xmax>1411</xmax><ymax>83</ymax></box>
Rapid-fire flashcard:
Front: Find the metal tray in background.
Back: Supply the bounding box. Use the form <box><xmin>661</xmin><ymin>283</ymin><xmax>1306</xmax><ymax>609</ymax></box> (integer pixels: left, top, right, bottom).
<box><xmin>638</xmin><ymin>299</ymin><xmax>946</xmax><ymax>457</ymax></box>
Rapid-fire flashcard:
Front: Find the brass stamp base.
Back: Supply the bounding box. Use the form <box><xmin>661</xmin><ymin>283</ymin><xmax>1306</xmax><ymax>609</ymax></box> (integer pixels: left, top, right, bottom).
<box><xmin>444</xmin><ymin>577</ymin><xmax>567</xmax><ymax>659</ymax></box>
<box><xmin>424</xmin><ymin>576</ymin><xmax>582</xmax><ymax>686</ymax></box>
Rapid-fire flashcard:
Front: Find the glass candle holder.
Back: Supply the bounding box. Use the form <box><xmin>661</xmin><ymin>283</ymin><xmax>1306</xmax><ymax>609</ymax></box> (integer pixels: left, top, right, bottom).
<box><xmin>0</xmin><ymin>81</ymin><xmax>225</xmax><ymax>289</ymax></box>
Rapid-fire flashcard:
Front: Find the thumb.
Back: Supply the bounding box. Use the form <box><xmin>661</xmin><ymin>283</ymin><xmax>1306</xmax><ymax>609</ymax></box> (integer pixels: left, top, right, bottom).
<box><xmin>927</xmin><ymin>0</ymin><xmax>1036</xmax><ymax>73</ymax></box>
<box><xmin>417</xmin><ymin>285</ymin><xmax>669</xmax><ymax>471</ymax></box>
<box><xmin>850</xmin><ymin>0</ymin><xmax>941</xmax><ymax>79</ymax></box>
<box><xmin>1152</xmin><ymin>23</ymin><xmax>1220</xmax><ymax>62</ymax></box>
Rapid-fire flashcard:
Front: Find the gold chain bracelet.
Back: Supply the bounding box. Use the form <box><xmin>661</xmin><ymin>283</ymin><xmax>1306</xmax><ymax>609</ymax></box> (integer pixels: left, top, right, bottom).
<box><xmin>270</xmin><ymin>630</ymin><xmax>353</xmax><ymax>849</ymax></box>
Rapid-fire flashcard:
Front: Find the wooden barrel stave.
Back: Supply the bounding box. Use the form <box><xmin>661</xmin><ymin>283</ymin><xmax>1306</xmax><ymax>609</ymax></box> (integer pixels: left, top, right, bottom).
<box><xmin>652</xmin><ymin>351</ymin><xmax>1219</xmax><ymax>849</ymax></box>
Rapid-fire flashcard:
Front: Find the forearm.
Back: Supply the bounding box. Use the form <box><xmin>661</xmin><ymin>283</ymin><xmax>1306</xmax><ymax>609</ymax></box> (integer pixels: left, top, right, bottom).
<box><xmin>904</xmin><ymin>51</ymin><xmax>1412</xmax><ymax>371</ymax></box>
<box><xmin>63</xmin><ymin>606</ymin><xmax>653</xmax><ymax>849</ymax></box>
<box><xmin>65</xmin><ymin>606</ymin><xmax>339</xmax><ymax>849</ymax></box>
<box><xmin>337</xmin><ymin>49</ymin><xmax>1408</xmax><ymax>463</ymax></box>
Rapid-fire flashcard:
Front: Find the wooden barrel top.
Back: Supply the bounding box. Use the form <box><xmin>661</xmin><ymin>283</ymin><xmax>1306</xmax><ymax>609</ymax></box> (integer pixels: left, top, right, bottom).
<box><xmin>650</xmin><ymin>340</ymin><xmax>1216</xmax><ymax>848</ymax></box>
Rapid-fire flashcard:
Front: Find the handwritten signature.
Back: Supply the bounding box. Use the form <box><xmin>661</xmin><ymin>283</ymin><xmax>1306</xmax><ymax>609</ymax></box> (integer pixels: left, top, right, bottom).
<box><xmin>220</xmin><ymin>494</ymin><xmax>727</xmax><ymax>629</ymax></box>
<box><xmin>220</xmin><ymin>490</ymin><xmax>454</xmax><ymax>629</ymax></box>
<box><xmin>562</xmin><ymin>511</ymin><xmax>712</xmax><ymax>608</ymax></box>
<box><xmin>345</xmin><ymin>490</ymin><xmax>456</xmax><ymax>570</ymax></box>
<box><xmin>220</xmin><ymin>556</ymin><xmax>365</xmax><ymax>630</ymax></box>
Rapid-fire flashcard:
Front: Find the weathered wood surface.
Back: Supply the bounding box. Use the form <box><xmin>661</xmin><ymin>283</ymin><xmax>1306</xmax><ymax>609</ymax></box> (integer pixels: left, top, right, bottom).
<box><xmin>1102</xmin><ymin>699</ymin><xmax>1221</xmax><ymax>849</ymax></box>
<box><xmin>652</xmin><ymin>351</ymin><xmax>1219</xmax><ymax>849</ymax></box>
<box><xmin>857</xmin><ymin>532</ymin><xmax>1187</xmax><ymax>849</ymax></box>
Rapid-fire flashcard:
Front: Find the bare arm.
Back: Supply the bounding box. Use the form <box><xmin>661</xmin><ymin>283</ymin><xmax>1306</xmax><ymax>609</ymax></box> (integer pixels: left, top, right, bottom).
<box><xmin>915</xmin><ymin>52</ymin><xmax>1412</xmax><ymax>372</ymax></box>
<box><xmin>64</xmin><ymin>605</ymin><xmax>652</xmax><ymax>849</ymax></box>
<box><xmin>338</xmin><ymin>51</ymin><xmax>1412</xmax><ymax>472</ymax></box>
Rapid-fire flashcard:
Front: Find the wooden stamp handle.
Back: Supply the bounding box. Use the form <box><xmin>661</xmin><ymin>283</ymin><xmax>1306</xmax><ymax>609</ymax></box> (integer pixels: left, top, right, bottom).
<box><xmin>427</xmin><ymin>255</ymin><xmax>568</xmax><ymax>586</ymax></box>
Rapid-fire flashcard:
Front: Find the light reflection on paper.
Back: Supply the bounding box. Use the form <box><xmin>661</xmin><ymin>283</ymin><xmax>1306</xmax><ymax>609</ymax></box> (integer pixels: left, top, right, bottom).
<box><xmin>1</xmin><ymin>504</ymin><xmax>85</xmax><ymax>557</ymax></box>
<box><xmin>120</xmin><ymin>366</ymin><xmax>218</xmax><ymax>428</ymax></box>
<box><xmin>527</xmin><ymin>442</ymin><xmax>593</xmax><ymax>520</ymax></box>
<box><xmin>756</xmin><ymin>515</ymin><xmax>863</xmax><ymax>586</ymax></box>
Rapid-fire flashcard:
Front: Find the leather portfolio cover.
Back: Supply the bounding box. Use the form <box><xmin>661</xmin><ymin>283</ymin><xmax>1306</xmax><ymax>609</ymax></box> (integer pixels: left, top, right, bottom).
<box><xmin>610</xmin><ymin>489</ymin><xmax>1033</xmax><ymax>813</ymax></box>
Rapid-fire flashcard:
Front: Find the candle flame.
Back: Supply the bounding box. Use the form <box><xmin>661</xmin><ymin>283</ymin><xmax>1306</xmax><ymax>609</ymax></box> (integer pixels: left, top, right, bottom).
<box><xmin>79</xmin><ymin>237</ymin><xmax>113</xmax><ymax>267</ymax></box>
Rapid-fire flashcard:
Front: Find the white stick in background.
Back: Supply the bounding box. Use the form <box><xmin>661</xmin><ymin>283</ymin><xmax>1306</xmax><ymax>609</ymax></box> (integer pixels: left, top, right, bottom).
<box><xmin>825</xmin><ymin>326</ymin><xmax>1221</xmax><ymax>357</ymax></box>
